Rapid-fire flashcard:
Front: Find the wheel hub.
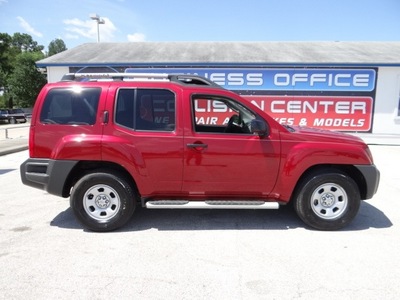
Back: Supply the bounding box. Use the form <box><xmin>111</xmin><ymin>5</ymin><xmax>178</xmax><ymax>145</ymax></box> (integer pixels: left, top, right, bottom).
<box><xmin>310</xmin><ymin>183</ymin><xmax>349</xmax><ymax>220</ymax></box>
<box><xmin>83</xmin><ymin>184</ymin><xmax>121</xmax><ymax>221</ymax></box>
<box><xmin>320</xmin><ymin>193</ymin><xmax>335</xmax><ymax>207</ymax></box>
<box><xmin>95</xmin><ymin>194</ymin><xmax>111</xmax><ymax>208</ymax></box>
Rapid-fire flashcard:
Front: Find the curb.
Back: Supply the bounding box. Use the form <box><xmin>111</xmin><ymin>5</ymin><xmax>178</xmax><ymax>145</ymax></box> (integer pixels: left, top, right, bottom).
<box><xmin>0</xmin><ymin>145</ymin><xmax>29</xmax><ymax>156</ymax></box>
<box><xmin>0</xmin><ymin>138</ymin><xmax>29</xmax><ymax>156</ymax></box>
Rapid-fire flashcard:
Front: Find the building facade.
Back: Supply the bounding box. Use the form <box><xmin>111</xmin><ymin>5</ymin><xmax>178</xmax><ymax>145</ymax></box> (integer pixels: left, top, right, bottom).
<box><xmin>37</xmin><ymin>42</ymin><xmax>400</xmax><ymax>142</ymax></box>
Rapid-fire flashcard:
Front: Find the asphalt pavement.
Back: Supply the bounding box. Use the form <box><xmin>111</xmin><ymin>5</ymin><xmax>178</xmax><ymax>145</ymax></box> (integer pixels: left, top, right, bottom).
<box><xmin>1</xmin><ymin>144</ymin><xmax>400</xmax><ymax>299</ymax></box>
<box><xmin>1</xmin><ymin>123</ymin><xmax>400</xmax><ymax>299</ymax></box>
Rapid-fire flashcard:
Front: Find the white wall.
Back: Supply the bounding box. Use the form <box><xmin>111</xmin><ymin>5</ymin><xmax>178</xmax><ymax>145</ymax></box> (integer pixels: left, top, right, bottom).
<box><xmin>373</xmin><ymin>67</ymin><xmax>400</xmax><ymax>134</ymax></box>
<box><xmin>46</xmin><ymin>66</ymin><xmax>69</xmax><ymax>83</ymax></box>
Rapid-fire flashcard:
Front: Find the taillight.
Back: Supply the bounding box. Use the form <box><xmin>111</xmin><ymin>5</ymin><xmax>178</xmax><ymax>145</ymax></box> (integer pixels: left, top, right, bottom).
<box><xmin>28</xmin><ymin>125</ymin><xmax>35</xmax><ymax>157</ymax></box>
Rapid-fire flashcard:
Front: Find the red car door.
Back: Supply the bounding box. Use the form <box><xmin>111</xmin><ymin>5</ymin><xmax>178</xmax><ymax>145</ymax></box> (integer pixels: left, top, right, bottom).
<box><xmin>101</xmin><ymin>84</ymin><xmax>184</xmax><ymax>197</ymax></box>
<box><xmin>182</xmin><ymin>93</ymin><xmax>281</xmax><ymax>199</ymax></box>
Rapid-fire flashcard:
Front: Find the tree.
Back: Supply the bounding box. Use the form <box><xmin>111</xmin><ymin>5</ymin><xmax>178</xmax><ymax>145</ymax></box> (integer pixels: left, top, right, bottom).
<box><xmin>7</xmin><ymin>51</ymin><xmax>47</xmax><ymax>107</ymax></box>
<box><xmin>0</xmin><ymin>33</ymin><xmax>14</xmax><ymax>107</ymax></box>
<box><xmin>0</xmin><ymin>32</ymin><xmax>46</xmax><ymax>107</ymax></box>
<box><xmin>12</xmin><ymin>32</ymin><xmax>44</xmax><ymax>52</ymax></box>
<box><xmin>48</xmin><ymin>38</ymin><xmax>67</xmax><ymax>56</ymax></box>
<box><xmin>0</xmin><ymin>33</ymin><xmax>14</xmax><ymax>77</ymax></box>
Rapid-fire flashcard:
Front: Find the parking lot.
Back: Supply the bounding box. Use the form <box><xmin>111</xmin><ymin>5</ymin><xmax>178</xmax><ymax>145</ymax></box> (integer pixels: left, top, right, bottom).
<box><xmin>1</xmin><ymin>145</ymin><xmax>400</xmax><ymax>299</ymax></box>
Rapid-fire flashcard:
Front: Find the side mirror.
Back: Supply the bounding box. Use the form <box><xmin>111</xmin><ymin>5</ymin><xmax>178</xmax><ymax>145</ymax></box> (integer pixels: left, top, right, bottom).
<box><xmin>250</xmin><ymin>119</ymin><xmax>269</xmax><ymax>137</ymax></box>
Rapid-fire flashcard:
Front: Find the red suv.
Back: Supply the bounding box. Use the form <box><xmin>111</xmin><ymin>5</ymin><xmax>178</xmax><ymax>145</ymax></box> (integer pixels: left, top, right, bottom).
<box><xmin>20</xmin><ymin>73</ymin><xmax>380</xmax><ymax>231</ymax></box>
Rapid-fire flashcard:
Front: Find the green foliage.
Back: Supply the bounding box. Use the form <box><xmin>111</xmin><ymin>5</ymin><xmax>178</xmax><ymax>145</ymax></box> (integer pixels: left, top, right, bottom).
<box><xmin>11</xmin><ymin>32</ymin><xmax>44</xmax><ymax>52</ymax></box>
<box><xmin>48</xmin><ymin>38</ymin><xmax>67</xmax><ymax>56</ymax></box>
<box><xmin>7</xmin><ymin>52</ymin><xmax>47</xmax><ymax>107</ymax></box>
<box><xmin>0</xmin><ymin>95</ymin><xmax>6</xmax><ymax>107</ymax></box>
<box><xmin>0</xmin><ymin>32</ymin><xmax>65</xmax><ymax>108</ymax></box>
<box><xmin>0</xmin><ymin>69</ymin><xmax>7</xmax><ymax>92</ymax></box>
<box><xmin>0</xmin><ymin>33</ymin><xmax>14</xmax><ymax>76</ymax></box>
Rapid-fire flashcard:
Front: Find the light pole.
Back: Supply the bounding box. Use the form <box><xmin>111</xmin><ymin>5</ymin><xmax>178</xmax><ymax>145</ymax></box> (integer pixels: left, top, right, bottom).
<box><xmin>90</xmin><ymin>13</ymin><xmax>105</xmax><ymax>42</ymax></box>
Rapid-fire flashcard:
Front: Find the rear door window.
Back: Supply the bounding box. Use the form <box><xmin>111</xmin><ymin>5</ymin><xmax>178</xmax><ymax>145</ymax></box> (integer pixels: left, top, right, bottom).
<box><xmin>115</xmin><ymin>88</ymin><xmax>175</xmax><ymax>131</ymax></box>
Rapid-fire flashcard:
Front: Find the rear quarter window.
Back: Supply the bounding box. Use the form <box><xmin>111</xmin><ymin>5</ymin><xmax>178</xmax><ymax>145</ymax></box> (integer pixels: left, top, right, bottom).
<box><xmin>40</xmin><ymin>87</ymin><xmax>101</xmax><ymax>125</ymax></box>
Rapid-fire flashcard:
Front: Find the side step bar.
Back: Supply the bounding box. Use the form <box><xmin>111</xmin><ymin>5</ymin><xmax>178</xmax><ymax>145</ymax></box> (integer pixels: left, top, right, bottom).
<box><xmin>145</xmin><ymin>200</ymin><xmax>279</xmax><ymax>209</ymax></box>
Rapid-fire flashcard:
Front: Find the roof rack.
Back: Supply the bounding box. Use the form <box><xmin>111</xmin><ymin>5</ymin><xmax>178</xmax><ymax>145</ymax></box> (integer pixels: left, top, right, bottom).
<box><xmin>60</xmin><ymin>72</ymin><xmax>222</xmax><ymax>88</ymax></box>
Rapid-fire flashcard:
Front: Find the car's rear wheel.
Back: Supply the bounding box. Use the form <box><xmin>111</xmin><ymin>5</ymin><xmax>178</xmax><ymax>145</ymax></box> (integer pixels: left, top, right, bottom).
<box><xmin>294</xmin><ymin>170</ymin><xmax>360</xmax><ymax>230</ymax></box>
<box><xmin>70</xmin><ymin>171</ymin><xmax>136</xmax><ymax>231</ymax></box>
<box><xmin>9</xmin><ymin>118</ymin><xmax>16</xmax><ymax>124</ymax></box>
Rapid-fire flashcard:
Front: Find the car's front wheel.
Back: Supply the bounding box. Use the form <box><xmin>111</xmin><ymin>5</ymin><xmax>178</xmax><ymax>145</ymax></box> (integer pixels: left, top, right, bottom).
<box><xmin>70</xmin><ymin>171</ymin><xmax>136</xmax><ymax>232</ymax></box>
<box><xmin>294</xmin><ymin>170</ymin><xmax>360</xmax><ymax>230</ymax></box>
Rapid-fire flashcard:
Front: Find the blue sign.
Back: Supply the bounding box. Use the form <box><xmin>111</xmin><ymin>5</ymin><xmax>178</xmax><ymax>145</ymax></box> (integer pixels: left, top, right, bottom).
<box><xmin>125</xmin><ymin>68</ymin><xmax>376</xmax><ymax>92</ymax></box>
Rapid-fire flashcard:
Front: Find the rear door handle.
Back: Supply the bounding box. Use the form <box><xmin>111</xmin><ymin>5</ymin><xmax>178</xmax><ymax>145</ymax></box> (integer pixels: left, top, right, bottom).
<box><xmin>187</xmin><ymin>143</ymin><xmax>208</xmax><ymax>149</ymax></box>
<box><xmin>103</xmin><ymin>111</ymin><xmax>109</xmax><ymax>124</ymax></box>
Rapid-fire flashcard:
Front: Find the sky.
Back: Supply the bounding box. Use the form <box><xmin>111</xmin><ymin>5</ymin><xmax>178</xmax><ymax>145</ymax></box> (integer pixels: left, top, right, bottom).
<box><xmin>1</xmin><ymin>0</ymin><xmax>400</xmax><ymax>51</ymax></box>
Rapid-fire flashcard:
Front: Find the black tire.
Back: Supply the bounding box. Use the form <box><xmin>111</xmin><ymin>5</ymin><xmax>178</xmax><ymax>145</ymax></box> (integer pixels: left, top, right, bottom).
<box><xmin>70</xmin><ymin>171</ymin><xmax>136</xmax><ymax>232</ymax></box>
<box><xmin>9</xmin><ymin>118</ymin><xmax>16</xmax><ymax>124</ymax></box>
<box><xmin>293</xmin><ymin>170</ymin><xmax>360</xmax><ymax>230</ymax></box>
